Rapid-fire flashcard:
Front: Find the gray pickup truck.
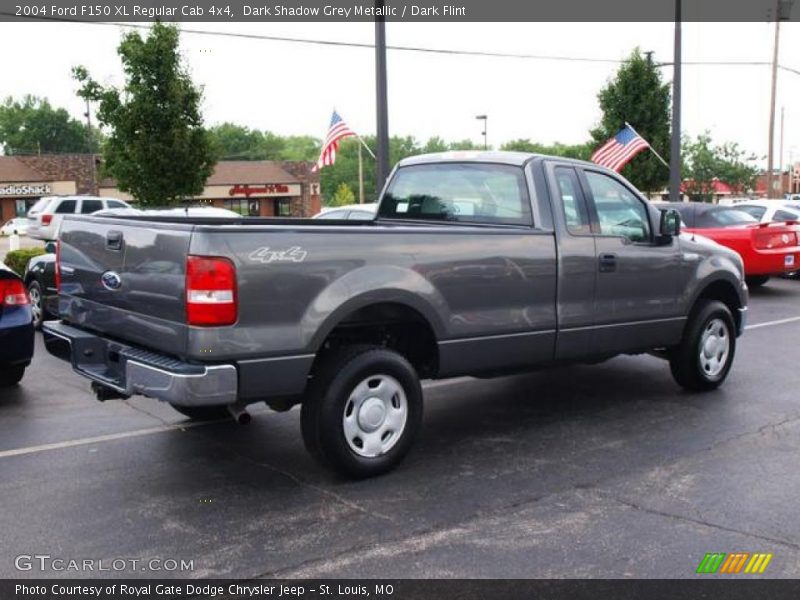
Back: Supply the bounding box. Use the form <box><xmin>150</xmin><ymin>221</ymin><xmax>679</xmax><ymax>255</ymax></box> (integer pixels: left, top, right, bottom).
<box><xmin>44</xmin><ymin>152</ymin><xmax>748</xmax><ymax>478</ymax></box>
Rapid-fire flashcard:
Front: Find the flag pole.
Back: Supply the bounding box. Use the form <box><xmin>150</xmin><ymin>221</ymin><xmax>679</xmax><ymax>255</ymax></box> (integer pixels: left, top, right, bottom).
<box><xmin>358</xmin><ymin>142</ymin><xmax>365</xmax><ymax>204</ymax></box>
<box><xmin>354</xmin><ymin>133</ymin><xmax>376</xmax><ymax>160</ymax></box>
<box><xmin>625</xmin><ymin>121</ymin><xmax>670</xmax><ymax>169</ymax></box>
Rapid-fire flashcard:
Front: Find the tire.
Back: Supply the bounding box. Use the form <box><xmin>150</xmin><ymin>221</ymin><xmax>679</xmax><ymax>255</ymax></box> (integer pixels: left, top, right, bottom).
<box><xmin>169</xmin><ymin>404</ymin><xmax>232</xmax><ymax>421</ymax></box>
<box><xmin>669</xmin><ymin>300</ymin><xmax>736</xmax><ymax>392</ymax></box>
<box><xmin>27</xmin><ymin>280</ymin><xmax>45</xmax><ymax>329</ymax></box>
<box><xmin>745</xmin><ymin>275</ymin><xmax>769</xmax><ymax>288</ymax></box>
<box><xmin>301</xmin><ymin>345</ymin><xmax>423</xmax><ymax>479</ymax></box>
<box><xmin>0</xmin><ymin>366</ymin><xmax>25</xmax><ymax>387</ymax></box>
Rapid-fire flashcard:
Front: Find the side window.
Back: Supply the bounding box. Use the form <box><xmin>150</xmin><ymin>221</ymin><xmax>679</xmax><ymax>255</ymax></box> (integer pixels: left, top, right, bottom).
<box><xmin>54</xmin><ymin>200</ymin><xmax>77</xmax><ymax>214</ymax></box>
<box><xmin>584</xmin><ymin>171</ymin><xmax>650</xmax><ymax>242</ymax></box>
<box><xmin>106</xmin><ymin>200</ymin><xmax>127</xmax><ymax>209</ymax></box>
<box><xmin>554</xmin><ymin>167</ymin><xmax>591</xmax><ymax>235</ymax></box>
<box><xmin>737</xmin><ymin>205</ymin><xmax>767</xmax><ymax>220</ymax></box>
<box><xmin>773</xmin><ymin>209</ymin><xmax>799</xmax><ymax>222</ymax></box>
<box><xmin>80</xmin><ymin>199</ymin><xmax>104</xmax><ymax>214</ymax></box>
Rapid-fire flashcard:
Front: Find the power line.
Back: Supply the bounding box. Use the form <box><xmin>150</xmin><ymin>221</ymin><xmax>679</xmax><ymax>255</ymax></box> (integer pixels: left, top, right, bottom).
<box><xmin>4</xmin><ymin>12</ymin><xmax>800</xmax><ymax>73</ymax></box>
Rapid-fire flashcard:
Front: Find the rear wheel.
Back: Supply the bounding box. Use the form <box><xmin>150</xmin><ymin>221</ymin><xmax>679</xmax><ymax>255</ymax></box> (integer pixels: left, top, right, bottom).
<box><xmin>745</xmin><ymin>275</ymin><xmax>769</xmax><ymax>288</ymax></box>
<box><xmin>169</xmin><ymin>404</ymin><xmax>231</xmax><ymax>421</ymax></box>
<box><xmin>0</xmin><ymin>366</ymin><xmax>25</xmax><ymax>387</ymax></box>
<box><xmin>301</xmin><ymin>345</ymin><xmax>423</xmax><ymax>478</ymax></box>
<box><xmin>27</xmin><ymin>281</ymin><xmax>44</xmax><ymax>329</ymax></box>
<box><xmin>669</xmin><ymin>300</ymin><xmax>736</xmax><ymax>391</ymax></box>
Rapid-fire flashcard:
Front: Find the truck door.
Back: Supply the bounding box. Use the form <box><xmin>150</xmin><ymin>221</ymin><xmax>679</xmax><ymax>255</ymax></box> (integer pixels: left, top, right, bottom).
<box><xmin>547</xmin><ymin>164</ymin><xmax>598</xmax><ymax>360</ymax></box>
<box><xmin>577</xmin><ymin>167</ymin><xmax>682</xmax><ymax>355</ymax></box>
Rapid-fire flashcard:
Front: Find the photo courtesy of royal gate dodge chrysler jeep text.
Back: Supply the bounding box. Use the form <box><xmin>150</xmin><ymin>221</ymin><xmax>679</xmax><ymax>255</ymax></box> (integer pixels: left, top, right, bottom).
<box><xmin>43</xmin><ymin>152</ymin><xmax>748</xmax><ymax>478</ymax></box>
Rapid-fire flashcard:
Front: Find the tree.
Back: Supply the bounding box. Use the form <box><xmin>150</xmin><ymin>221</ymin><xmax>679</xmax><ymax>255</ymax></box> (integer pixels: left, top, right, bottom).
<box><xmin>591</xmin><ymin>49</ymin><xmax>671</xmax><ymax>193</ymax></box>
<box><xmin>73</xmin><ymin>22</ymin><xmax>214</xmax><ymax>206</ymax></box>
<box><xmin>501</xmin><ymin>139</ymin><xmax>593</xmax><ymax>160</ymax></box>
<box><xmin>0</xmin><ymin>95</ymin><xmax>95</xmax><ymax>155</ymax></box>
<box><xmin>330</xmin><ymin>182</ymin><xmax>356</xmax><ymax>206</ymax></box>
<box><xmin>682</xmin><ymin>133</ymin><xmax>759</xmax><ymax>202</ymax></box>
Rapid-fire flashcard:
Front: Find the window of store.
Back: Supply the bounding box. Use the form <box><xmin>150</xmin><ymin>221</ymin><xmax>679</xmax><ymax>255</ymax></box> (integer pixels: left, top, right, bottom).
<box><xmin>223</xmin><ymin>198</ymin><xmax>261</xmax><ymax>216</ymax></box>
<box><xmin>276</xmin><ymin>198</ymin><xmax>292</xmax><ymax>217</ymax></box>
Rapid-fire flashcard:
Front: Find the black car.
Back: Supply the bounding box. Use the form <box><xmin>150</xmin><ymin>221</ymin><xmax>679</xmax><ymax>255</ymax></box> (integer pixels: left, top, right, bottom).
<box><xmin>24</xmin><ymin>243</ymin><xmax>58</xmax><ymax>329</ymax></box>
<box><xmin>0</xmin><ymin>261</ymin><xmax>34</xmax><ymax>386</ymax></box>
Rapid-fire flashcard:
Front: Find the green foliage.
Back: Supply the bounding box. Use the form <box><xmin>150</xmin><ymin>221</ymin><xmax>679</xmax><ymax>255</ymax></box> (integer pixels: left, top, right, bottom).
<box><xmin>4</xmin><ymin>247</ymin><xmax>46</xmax><ymax>277</ymax></box>
<box><xmin>591</xmin><ymin>48</ymin><xmax>671</xmax><ymax>193</ymax></box>
<box><xmin>73</xmin><ymin>22</ymin><xmax>214</xmax><ymax>206</ymax></box>
<box><xmin>0</xmin><ymin>95</ymin><xmax>99</xmax><ymax>155</ymax></box>
<box><xmin>330</xmin><ymin>182</ymin><xmax>356</xmax><ymax>206</ymax></box>
<box><xmin>682</xmin><ymin>133</ymin><xmax>759</xmax><ymax>202</ymax></box>
<box><xmin>501</xmin><ymin>139</ymin><xmax>593</xmax><ymax>160</ymax></box>
<box><xmin>208</xmin><ymin>122</ymin><xmax>318</xmax><ymax>161</ymax></box>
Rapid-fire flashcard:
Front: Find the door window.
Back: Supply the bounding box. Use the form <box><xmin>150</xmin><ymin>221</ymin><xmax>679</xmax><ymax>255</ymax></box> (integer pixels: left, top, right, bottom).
<box><xmin>54</xmin><ymin>200</ymin><xmax>77</xmax><ymax>214</ymax></box>
<box><xmin>584</xmin><ymin>171</ymin><xmax>650</xmax><ymax>242</ymax></box>
<box><xmin>554</xmin><ymin>167</ymin><xmax>591</xmax><ymax>235</ymax></box>
<box><xmin>80</xmin><ymin>199</ymin><xmax>104</xmax><ymax>214</ymax></box>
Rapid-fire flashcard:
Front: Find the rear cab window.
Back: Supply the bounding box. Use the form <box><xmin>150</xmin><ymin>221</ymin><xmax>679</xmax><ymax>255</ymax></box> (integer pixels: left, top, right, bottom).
<box><xmin>378</xmin><ymin>162</ymin><xmax>532</xmax><ymax>226</ymax></box>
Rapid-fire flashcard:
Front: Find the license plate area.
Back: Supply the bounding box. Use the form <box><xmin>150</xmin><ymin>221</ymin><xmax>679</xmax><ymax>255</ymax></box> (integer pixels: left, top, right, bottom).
<box><xmin>785</xmin><ymin>255</ymin><xmax>795</xmax><ymax>267</ymax></box>
<box><xmin>71</xmin><ymin>336</ymin><xmax>127</xmax><ymax>391</ymax></box>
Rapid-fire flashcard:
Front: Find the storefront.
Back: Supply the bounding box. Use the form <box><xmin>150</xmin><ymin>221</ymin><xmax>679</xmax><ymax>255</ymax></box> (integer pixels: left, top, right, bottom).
<box><xmin>0</xmin><ymin>155</ymin><xmax>321</xmax><ymax>224</ymax></box>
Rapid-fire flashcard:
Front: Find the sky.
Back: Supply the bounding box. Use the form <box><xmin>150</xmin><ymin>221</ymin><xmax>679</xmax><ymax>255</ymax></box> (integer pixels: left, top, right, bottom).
<box><xmin>1</xmin><ymin>21</ymin><xmax>799</xmax><ymax>167</ymax></box>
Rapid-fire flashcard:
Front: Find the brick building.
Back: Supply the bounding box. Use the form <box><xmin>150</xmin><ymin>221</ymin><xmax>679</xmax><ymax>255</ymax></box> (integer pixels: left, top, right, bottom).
<box><xmin>0</xmin><ymin>154</ymin><xmax>321</xmax><ymax>223</ymax></box>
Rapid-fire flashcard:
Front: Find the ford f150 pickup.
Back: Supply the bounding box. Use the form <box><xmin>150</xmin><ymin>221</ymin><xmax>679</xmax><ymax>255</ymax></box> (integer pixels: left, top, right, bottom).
<box><xmin>43</xmin><ymin>152</ymin><xmax>748</xmax><ymax>478</ymax></box>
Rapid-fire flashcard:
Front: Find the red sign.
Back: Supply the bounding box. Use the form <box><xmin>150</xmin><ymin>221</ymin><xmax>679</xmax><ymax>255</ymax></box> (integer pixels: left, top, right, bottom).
<box><xmin>229</xmin><ymin>184</ymin><xmax>290</xmax><ymax>197</ymax></box>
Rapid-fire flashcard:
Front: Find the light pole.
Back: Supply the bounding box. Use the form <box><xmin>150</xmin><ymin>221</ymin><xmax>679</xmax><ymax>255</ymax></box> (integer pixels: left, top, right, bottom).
<box><xmin>475</xmin><ymin>115</ymin><xmax>487</xmax><ymax>150</ymax></box>
<box><xmin>374</xmin><ymin>0</ymin><xmax>390</xmax><ymax>194</ymax></box>
<box><xmin>669</xmin><ymin>0</ymin><xmax>682</xmax><ymax>203</ymax></box>
<box><xmin>766</xmin><ymin>0</ymin><xmax>794</xmax><ymax>198</ymax></box>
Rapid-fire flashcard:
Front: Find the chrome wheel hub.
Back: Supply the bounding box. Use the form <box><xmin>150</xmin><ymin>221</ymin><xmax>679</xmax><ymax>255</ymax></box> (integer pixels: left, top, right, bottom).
<box><xmin>343</xmin><ymin>374</ymin><xmax>408</xmax><ymax>458</ymax></box>
<box><xmin>29</xmin><ymin>287</ymin><xmax>41</xmax><ymax>324</ymax></box>
<box><xmin>699</xmin><ymin>318</ymin><xmax>730</xmax><ymax>378</ymax></box>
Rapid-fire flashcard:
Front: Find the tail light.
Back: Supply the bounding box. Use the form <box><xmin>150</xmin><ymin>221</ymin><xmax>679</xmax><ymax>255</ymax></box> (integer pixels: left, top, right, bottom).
<box><xmin>0</xmin><ymin>279</ymin><xmax>29</xmax><ymax>307</ymax></box>
<box><xmin>754</xmin><ymin>230</ymin><xmax>799</xmax><ymax>249</ymax></box>
<box><xmin>55</xmin><ymin>240</ymin><xmax>61</xmax><ymax>291</ymax></box>
<box><xmin>186</xmin><ymin>256</ymin><xmax>237</xmax><ymax>326</ymax></box>
<box><xmin>41</xmin><ymin>214</ymin><xmax>53</xmax><ymax>226</ymax></box>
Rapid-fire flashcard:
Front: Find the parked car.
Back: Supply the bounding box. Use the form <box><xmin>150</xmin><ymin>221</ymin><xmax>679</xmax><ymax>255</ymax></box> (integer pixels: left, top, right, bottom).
<box><xmin>732</xmin><ymin>200</ymin><xmax>800</xmax><ymax>224</ymax></box>
<box><xmin>313</xmin><ymin>203</ymin><xmax>378</xmax><ymax>220</ymax></box>
<box><xmin>0</xmin><ymin>261</ymin><xmax>34</xmax><ymax>386</ymax></box>
<box><xmin>27</xmin><ymin>195</ymin><xmax>131</xmax><ymax>240</ymax></box>
<box><xmin>44</xmin><ymin>152</ymin><xmax>747</xmax><ymax>478</ymax></box>
<box><xmin>1</xmin><ymin>217</ymin><xmax>28</xmax><ymax>236</ymax></box>
<box><xmin>655</xmin><ymin>201</ymin><xmax>800</xmax><ymax>287</ymax></box>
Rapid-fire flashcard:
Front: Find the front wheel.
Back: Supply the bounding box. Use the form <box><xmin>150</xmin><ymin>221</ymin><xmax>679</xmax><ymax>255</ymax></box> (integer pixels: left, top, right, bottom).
<box><xmin>669</xmin><ymin>300</ymin><xmax>736</xmax><ymax>392</ymax></box>
<box><xmin>301</xmin><ymin>345</ymin><xmax>423</xmax><ymax>479</ymax></box>
<box><xmin>27</xmin><ymin>281</ymin><xmax>45</xmax><ymax>329</ymax></box>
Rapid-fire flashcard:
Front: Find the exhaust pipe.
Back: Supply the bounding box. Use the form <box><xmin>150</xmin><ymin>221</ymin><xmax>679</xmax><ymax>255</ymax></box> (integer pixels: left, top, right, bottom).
<box><xmin>91</xmin><ymin>382</ymin><xmax>130</xmax><ymax>402</ymax></box>
<box><xmin>227</xmin><ymin>404</ymin><xmax>251</xmax><ymax>425</ymax></box>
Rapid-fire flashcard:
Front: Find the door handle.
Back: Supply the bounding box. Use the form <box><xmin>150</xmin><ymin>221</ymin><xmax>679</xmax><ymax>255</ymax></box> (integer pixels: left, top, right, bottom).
<box><xmin>598</xmin><ymin>253</ymin><xmax>617</xmax><ymax>272</ymax></box>
<box><xmin>106</xmin><ymin>230</ymin><xmax>123</xmax><ymax>251</ymax></box>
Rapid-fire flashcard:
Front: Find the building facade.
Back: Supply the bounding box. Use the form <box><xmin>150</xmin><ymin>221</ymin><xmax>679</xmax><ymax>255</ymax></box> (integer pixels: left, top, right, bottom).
<box><xmin>0</xmin><ymin>154</ymin><xmax>321</xmax><ymax>223</ymax></box>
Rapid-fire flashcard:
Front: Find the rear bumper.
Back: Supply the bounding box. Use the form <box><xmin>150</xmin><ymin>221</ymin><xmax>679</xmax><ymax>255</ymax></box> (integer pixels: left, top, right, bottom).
<box><xmin>42</xmin><ymin>320</ymin><xmax>237</xmax><ymax>407</ymax></box>
<box><xmin>745</xmin><ymin>247</ymin><xmax>800</xmax><ymax>276</ymax></box>
<box><xmin>0</xmin><ymin>307</ymin><xmax>34</xmax><ymax>367</ymax></box>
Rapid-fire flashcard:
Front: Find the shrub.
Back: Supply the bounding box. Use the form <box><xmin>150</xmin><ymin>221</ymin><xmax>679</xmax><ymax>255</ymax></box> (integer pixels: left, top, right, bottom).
<box><xmin>3</xmin><ymin>247</ymin><xmax>46</xmax><ymax>277</ymax></box>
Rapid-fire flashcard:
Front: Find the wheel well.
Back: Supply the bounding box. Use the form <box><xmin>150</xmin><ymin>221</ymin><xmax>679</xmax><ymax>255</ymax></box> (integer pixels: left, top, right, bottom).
<box><xmin>696</xmin><ymin>280</ymin><xmax>742</xmax><ymax>331</ymax></box>
<box><xmin>313</xmin><ymin>302</ymin><xmax>439</xmax><ymax>379</ymax></box>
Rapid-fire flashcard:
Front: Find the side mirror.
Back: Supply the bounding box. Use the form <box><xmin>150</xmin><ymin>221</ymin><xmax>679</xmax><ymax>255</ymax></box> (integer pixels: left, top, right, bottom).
<box><xmin>659</xmin><ymin>209</ymin><xmax>681</xmax><ymax>237</ymax></box>
<box><xmin>44</xmin><ymin>241</ymin><xmax>56</xmax><ymax>254</ymax></box>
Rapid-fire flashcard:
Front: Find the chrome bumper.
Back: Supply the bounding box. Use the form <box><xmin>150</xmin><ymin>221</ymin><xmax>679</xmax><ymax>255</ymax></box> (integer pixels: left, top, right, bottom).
<box><xmin>42</xmin><ymin>321</ymin><xmax>237</xmax><ymax>407</ymax></box>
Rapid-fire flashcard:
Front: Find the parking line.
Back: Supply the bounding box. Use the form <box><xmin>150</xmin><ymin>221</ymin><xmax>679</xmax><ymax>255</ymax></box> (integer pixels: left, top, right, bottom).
<box><xmin>0</xmin><ymin>421</ymin><xmax>215</xmax><ymax>460</ymax></box>
<box><xmin>3</xmin><ymin>316</ymin><xmax>798</xmax><ymax>461</ymax></box>
<box><xmin>745</xmin><ymin>316</ymin><xmax>800</xmax><ymax>330</ymax></box>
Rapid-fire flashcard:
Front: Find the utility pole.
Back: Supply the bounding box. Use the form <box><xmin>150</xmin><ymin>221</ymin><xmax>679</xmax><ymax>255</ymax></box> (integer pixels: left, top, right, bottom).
<box><xmin>374</xmin><ymin>0</ymin><xmax>390</xmax><ymax>194</ymax></box>
<box><xmin>84</xmin><ymin>98</ymin><xmax>97</xmax><ymax>194</ymax></box>
<box><xmin>476</xmin><ymin>115</ymin><xmax>488</xmax><ymax>150</ymax></box>
<box><xmin>779</xmin><ymin>106</ymin><xmax>785</xmax><ymax>197</ymax></box>
<box><xmin>767</xmin><ymin>0</ymin><xmax>794</xmax><ymax>199</ymax></box>
<box><xmin>669</xmin><ymin>0</ymin><xmax>682</xmax><ymax>202</ymax></box>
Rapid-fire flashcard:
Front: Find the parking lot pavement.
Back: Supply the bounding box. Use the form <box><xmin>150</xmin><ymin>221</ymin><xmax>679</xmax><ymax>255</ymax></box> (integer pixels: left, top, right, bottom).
<box><xmin>2</xmin><ymin>279</ymin><xmax>800</xmax><ymax>579</ymax></box>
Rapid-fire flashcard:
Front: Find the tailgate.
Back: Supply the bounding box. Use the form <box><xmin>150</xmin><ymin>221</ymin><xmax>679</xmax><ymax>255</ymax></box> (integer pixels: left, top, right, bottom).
<box><xmin>58</xmin><ymin>216</ymin><xmax>193</xmax><ymax>356</ymax></box>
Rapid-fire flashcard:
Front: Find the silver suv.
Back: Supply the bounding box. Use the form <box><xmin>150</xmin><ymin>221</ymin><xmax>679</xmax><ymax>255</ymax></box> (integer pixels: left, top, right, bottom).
<box><xmin>27</xmin><ymin>196</ymin><xmax>130</xmax><ymax>240</ymax></box>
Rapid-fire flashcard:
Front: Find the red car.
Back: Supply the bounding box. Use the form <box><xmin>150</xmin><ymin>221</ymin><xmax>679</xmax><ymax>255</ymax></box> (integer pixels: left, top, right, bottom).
<box><xmin>656</xmin><ymin>202</ymin><xmax>800</xmax><ymax>287</ymax></box>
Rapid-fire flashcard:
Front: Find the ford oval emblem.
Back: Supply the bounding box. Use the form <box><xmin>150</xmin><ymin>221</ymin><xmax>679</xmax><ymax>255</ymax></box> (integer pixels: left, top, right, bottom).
<box><xmin>101</xmin><ymin>271</ymin><xmax>122</xmax><ymax>291</ymax></box>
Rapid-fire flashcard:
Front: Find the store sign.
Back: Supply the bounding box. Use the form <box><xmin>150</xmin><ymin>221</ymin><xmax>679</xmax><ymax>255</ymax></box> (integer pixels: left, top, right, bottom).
<box><xmin>0</xmin><ymin>183</ymin><xmax>51</xmax><ymax>196</ymax></box>
<box><xmin>229</xmin><ymin>184</ymin><xmax>294</xmax><ymax>198</ymax></box>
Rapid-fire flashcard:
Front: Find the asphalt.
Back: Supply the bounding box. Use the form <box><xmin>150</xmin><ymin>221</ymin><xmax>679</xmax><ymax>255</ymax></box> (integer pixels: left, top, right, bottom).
<box><xmin>2</xmin><ymin>279</ymin><xmax>800</xmax><ymax>579</ymax></box>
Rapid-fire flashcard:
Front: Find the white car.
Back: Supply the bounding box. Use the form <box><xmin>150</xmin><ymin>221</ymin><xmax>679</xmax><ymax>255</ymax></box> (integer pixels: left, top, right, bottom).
<box><xmin>27</xmin><ymin>196</ymin><xmax>131</xmax><ymax>240</ymax></box>
<box><xmin>732</xmin><ymin>199</ymin><xmax>800</xmax><ymax>224</ymax></box>
<box><xmin>313</xmin><ymin>203</ymin><xmax>377</xmax><ymax>220</ymax></box>
<box><xmin>0</xmin><ymin>217</ymin><xmax>28</xmax><ymax>236</ymax></box>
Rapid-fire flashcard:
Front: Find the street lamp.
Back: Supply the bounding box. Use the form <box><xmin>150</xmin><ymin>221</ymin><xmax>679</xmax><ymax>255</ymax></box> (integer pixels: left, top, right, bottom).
<box><xmin>766</xmin><ymin>0</ymin><xmax>794</xmax><ymax>198</ymax></box>
<box><xmin>475</xmin><ymin>115</ymin><xmax>488</xmax><ymax>150</ymax></box>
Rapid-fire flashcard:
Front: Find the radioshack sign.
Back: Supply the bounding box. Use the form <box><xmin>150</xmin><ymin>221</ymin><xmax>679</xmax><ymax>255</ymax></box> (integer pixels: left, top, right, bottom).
<box><xmin>0</xmin><ymin>183</ymin><xmax>51</xmax><ymax>197</ymax></box>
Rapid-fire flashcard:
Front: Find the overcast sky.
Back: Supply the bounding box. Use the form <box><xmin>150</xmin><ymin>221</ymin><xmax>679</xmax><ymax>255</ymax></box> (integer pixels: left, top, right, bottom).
<box><xmin>2</xmin><ymin>21</ymin><xmax>799</xmax><ymax>167</ymax></box>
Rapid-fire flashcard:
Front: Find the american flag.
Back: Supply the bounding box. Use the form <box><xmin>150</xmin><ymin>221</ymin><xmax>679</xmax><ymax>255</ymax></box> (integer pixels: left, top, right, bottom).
<box><xmin>590</xmin><ymin>125</ymin><xmax>650</xmax><ymax>172</ymax></box>
<box><xmin>313</xmin><ymin>110</ymin><xmax>356</xmax><ymax>171</ymax></box>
